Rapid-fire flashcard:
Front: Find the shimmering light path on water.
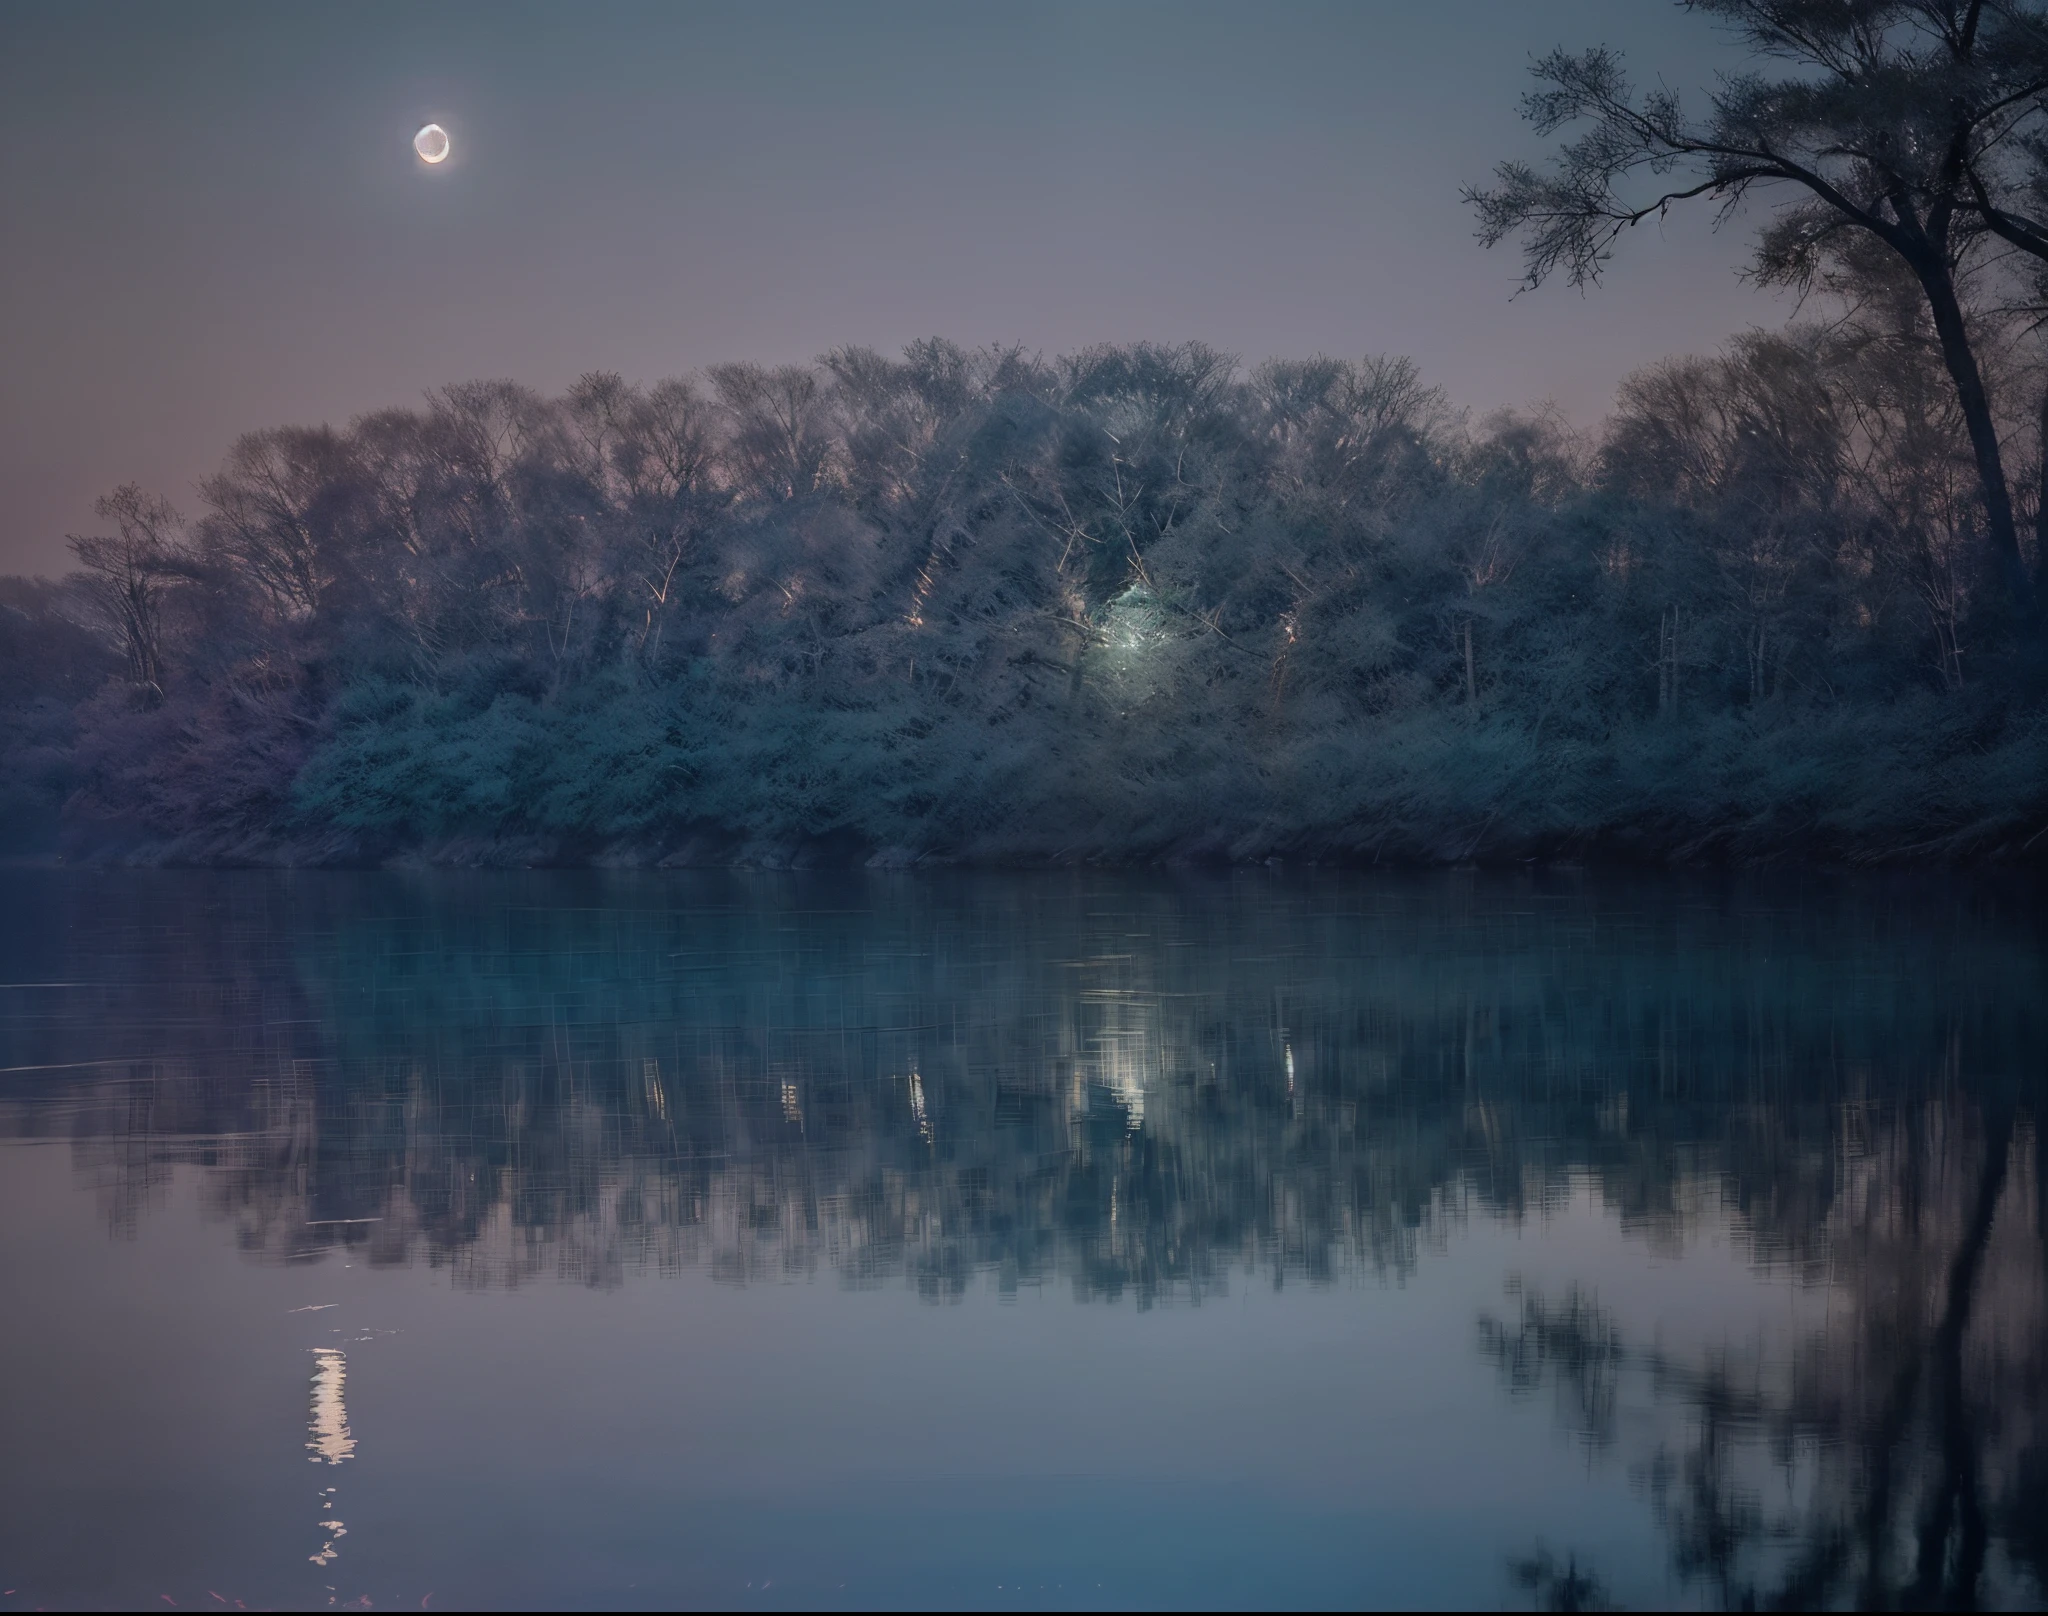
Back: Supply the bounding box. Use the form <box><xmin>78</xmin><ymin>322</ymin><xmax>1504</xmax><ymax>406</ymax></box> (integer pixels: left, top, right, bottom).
<box><xmin>0</xmin><ymin>869</ymin><xmax>2041</xmax><ymax>1610</ymax></box>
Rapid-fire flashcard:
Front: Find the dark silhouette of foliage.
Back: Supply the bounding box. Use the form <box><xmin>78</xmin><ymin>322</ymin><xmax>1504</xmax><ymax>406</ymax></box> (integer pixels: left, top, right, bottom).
<box><xmin>1466</xmin><ymin>0</ymin><xmax>2048</xmax><ymax>605</ymax></box>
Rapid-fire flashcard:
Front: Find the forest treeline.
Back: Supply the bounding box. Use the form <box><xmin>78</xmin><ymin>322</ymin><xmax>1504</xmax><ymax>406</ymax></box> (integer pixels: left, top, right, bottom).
<box><xmin>3</xmin><ymin>312</ymin><xmax>2048</xmax><ymax>865</ymax></box>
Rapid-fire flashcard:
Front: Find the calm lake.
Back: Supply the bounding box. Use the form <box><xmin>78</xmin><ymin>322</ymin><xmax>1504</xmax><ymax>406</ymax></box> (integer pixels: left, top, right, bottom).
<box><xmin>0</xmin><ymin>869</ymin><xmax>2043</xmax><ymax>1611</ymax></box>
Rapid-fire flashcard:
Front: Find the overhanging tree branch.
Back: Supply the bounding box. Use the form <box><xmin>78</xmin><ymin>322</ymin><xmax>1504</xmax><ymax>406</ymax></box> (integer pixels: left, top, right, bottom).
<box><xmin>1466</xmin><ymin>2</ymin><xmax>2048</xmax><ymax>607</ymax></box>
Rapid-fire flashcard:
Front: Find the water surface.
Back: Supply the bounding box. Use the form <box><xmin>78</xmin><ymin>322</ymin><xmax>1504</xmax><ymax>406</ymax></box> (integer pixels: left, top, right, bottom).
<box><xmin>1</xmin><ymin>869</ymin><xmax>2043</xmax><ymax>1610</ymax></box>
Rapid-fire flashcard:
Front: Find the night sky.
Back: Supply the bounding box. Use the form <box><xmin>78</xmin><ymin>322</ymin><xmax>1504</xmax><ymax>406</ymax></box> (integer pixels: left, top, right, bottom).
<box><xmin>0</xmin><ymin>0</ymin><xmax>1788</xmax><ymax>576</ymax></box>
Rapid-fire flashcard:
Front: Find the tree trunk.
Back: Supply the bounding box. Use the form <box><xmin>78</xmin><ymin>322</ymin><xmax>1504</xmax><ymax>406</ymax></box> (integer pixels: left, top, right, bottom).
<box><xmin>2036</xmin><ymin>382</ymin><xmax>2048</xmax><ymax>590</ymax></box>
<box><xmin>1909</xmin><ymin>1106</ymin><xmax>2013</xmax><ymax>1609</ymax></box>
<box><xmin>1658</xmin><ymin>605</ymin><xmax>1680</xmax><ymax>719</ymax></box>
<box><xmin>1919</xmin><ymin>265</ymin><xmax>2029</xmax><ymax>608</ymax></box>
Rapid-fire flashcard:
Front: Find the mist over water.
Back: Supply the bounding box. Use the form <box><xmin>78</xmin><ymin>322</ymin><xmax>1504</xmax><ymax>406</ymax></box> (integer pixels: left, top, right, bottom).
<box><xmin>0</xmin><ymin>869</ymin><xmax>2042</xmax><ymax>1609</ymax></box>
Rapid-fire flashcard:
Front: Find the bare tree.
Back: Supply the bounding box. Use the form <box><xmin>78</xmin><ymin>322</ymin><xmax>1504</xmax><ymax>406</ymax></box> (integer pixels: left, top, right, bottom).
<box><xmin>617</xmin><ymin>377</ymin><xmax>723</xmax><ymax>508</ymax></box>
<box><xmin>708</xmin><ymin>363</ymin><xmax>835</xmax><ymax>501</ymax></box>
<box><xmin>66</xmin><ymin>484</ymin><xmax>191</xmax><ymax>694</ymax></box>
<box><xmin>611</xmin><ymin>377</ymin><xmax>727</xmax><ymax>655</ymax></box>
<box><xmin>424</xmin><ymin>378</ymin><xmax>560</xmax><ymax>545</ymax></box>
<box><xmin>564</xmin><ymin>370</ymin><xmax>636</xmax><ymax>501</ymax></box>
<box><xmin>199</xmin><ymin>426</ymin><xmax>354</xmax><ymax>617</ymax></box>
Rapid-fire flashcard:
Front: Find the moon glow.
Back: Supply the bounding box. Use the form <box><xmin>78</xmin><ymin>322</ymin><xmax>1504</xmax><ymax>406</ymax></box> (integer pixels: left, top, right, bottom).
<box><xmin>414</xmin><ymin>124</ymin><xmax>450</xmax><ymax>164</ymax></box>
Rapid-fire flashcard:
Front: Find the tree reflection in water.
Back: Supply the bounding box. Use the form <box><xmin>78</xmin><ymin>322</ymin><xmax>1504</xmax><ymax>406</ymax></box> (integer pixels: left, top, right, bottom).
<box><xmin>1482</xmin><ymin>1107</ymin><xmax>2043</xmax><ymax>1610</ymax></box>
<box><xmin>0</xmin><ymin>868</ymin><xmax>2041</xmax><ymax>1605</ymax></box>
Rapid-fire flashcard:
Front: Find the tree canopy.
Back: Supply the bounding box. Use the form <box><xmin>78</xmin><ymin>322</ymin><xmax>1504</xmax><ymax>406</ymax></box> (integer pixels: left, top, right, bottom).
<box><xmin>1467</xmin><ymin>0</ymin><xmax>2048</xmax><ymax>604</ymax></box>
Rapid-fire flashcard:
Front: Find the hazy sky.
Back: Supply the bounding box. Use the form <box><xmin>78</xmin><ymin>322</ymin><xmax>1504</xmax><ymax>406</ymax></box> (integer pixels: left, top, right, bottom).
<box><xmin>0</xmin><ymin>1</ymin><xmax>1792</xmax><ymax>576</ymax></box>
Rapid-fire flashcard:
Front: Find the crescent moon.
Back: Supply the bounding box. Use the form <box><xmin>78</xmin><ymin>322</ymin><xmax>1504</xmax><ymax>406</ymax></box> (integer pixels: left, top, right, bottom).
<box><xmin>414</xmin><ymin>124</ymin><xmax>450</xmax><ymax>164</ymax></box>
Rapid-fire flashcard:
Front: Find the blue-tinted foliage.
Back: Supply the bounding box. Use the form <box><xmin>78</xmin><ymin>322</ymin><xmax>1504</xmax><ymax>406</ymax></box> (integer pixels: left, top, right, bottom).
<box><xmin>9</xmin><ymin>332</ymin><xmax>2045</xmax><ymax>864</ymax></box>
